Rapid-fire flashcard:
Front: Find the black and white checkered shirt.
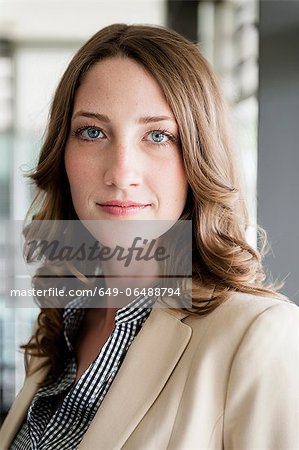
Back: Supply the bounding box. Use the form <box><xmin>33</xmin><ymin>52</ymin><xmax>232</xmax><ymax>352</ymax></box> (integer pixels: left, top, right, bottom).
<box><xmin>10</xmin><ymin>293</ymin><xmax>154</xmax><ymax>450</ymax></box>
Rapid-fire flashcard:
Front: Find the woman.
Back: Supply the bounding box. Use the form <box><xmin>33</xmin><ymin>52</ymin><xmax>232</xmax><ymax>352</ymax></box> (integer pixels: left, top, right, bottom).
<box><xmin>1</xmin><ymin>24</ymin><xmax>299</xmax><ymax>450</ymax></box>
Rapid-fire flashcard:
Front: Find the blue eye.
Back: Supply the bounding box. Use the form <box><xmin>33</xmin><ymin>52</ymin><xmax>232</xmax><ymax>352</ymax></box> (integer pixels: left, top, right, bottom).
<box><xmin>75</xmin><ymin>126</ymin><xmax>104</xmax><ymax>141</ymax></box>
<box><xmin>149</xmin><ymin>131</ymin><xmax>169</xmax><ymax>144</ymax></box>
<box><xmin>83</xmin><ymin>127</ymin><xmax>103</xmax><ymax>139</ymax></box>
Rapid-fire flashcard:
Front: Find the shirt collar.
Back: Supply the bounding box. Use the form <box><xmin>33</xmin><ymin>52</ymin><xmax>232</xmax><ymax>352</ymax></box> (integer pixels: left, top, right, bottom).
<box><xmin>63</xmin><ymin>290</ymin><xmax>155</xmax><ymax>352</ymax></box>
<box><xmin>115</xmin><ymin>292</ymin><xmax>155</xmax><ymax>324</ymax></box>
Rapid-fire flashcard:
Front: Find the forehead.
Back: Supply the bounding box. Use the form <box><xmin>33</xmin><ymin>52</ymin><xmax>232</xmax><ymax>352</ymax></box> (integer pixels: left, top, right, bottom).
<box><xmin>74</xmin><ymin>57</ymin><xmax>175</xmax><ymax>118</ymax></box>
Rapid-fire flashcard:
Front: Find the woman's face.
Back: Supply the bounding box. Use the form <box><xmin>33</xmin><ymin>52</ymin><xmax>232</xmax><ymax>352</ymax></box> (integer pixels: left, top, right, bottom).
<box><xmin>65</xmin><ymin>57</ymin><xmax>188</xmax><ymax>221</ymax></box>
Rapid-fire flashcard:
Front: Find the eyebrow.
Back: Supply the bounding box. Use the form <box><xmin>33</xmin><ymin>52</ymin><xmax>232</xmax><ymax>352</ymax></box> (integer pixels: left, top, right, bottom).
<box><xmin>72</xmin><ymin>110</ymin><xmax>175</xmax><ymax>124</ymax></box>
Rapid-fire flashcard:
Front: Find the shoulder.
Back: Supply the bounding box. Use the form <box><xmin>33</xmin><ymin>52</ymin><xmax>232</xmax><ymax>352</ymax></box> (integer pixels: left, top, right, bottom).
<box><xmin>184</xmin><ymin>291</ymin><xmax>299</xmax><ymax>328</ymax></box>
<box><xmin>221</xmin><ymin>290</ymin><xmax>298</xmax><ymax>313</ymax></box>
<box><xmin>180</xmin><ymin>292</ymin><xmax>299</xmax><ymax>356</ymax></box>
<box><xmin>221</xmin><ymin>295</ymin><xmax>299</xmax><ymax>448</ymax></box>
<box><xmin>218</xmin><ymin>292</ymin><xmax>299</xmax><ymax>338</ymax></box>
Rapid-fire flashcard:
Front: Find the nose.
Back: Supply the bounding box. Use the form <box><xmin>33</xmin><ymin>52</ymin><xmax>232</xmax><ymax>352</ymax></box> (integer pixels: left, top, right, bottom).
<box><xmin>103</xmin><ymin>143</ymin><xmax>142</xmax><ymax>189</ymax></box>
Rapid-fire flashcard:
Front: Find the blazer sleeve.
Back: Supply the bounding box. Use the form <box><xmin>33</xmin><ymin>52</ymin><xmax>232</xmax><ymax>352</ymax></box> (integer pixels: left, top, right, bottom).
<box><xmin>223</xmin><ymin>301</ymin><xmax>299</xmax><ymax>450</ymax></box>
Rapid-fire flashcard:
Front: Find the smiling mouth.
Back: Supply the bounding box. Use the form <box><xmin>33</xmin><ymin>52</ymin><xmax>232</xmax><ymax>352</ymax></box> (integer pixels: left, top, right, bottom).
<box><xmin>96</xmin><ymin>201</ymin><xmax>151</xmax><ymax>216</ymax></box>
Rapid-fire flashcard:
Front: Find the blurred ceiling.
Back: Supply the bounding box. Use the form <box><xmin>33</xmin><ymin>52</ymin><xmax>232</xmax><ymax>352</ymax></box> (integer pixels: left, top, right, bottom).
<box><xmin>0</xmin><ymin>0</ymin><xmax>165</xmax><ymax>43</ymax></box>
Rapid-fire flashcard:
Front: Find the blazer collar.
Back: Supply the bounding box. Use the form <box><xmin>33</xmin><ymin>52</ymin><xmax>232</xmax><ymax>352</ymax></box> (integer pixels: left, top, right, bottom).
<box><xmin>0</xmin><ymin>308</ymin><xmax>191</xmax><ymax>450</ymax></box>
<box><xmin>78</xmin><ymin>307</ymin><xmax>192</xmax><ymax>449</ymax></box>
<box><xmin>0</xmin><ymin>359</ymin><xmax>50</xmax><ymax>449</ymax></box>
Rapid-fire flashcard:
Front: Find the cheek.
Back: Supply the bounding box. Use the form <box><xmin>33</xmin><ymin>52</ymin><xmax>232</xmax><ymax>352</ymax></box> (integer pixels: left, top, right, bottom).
<box><xmin>64</xmin><ymin>150</ymin><xmax>94</xmax><ymax>219</ymax></box>
<box><xmin>65</xmin><ymin>148</ymin><xmax>92</xmax><ymax>191</ymax></box>
<box><xmin>155</xmin><ymin>158</ymin><xmax>188</xmax><ymax>203</ymax></box>
<box><xmin>65</xmin><ymin>149</ymin><xmax>97</xmax><ymax>218</ymax></box>
<box><xmin>170</xmin><ymin>159</ymin><xmax>188</xmax><ymax>198</ymax></box>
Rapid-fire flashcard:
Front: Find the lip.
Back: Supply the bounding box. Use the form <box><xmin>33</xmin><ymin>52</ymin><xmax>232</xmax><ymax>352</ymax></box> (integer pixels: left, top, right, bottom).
<box><xmin>96</xmin><ymin>200</ymin><xmax>152</xmax><ymax>216</ymax></box>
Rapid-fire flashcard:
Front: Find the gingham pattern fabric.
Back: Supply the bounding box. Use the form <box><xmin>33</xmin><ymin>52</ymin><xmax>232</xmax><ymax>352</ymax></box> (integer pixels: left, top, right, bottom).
<box><xmin>10</xmin><ymin>293</ymin><xmax>154</xmax><ymax>450</ymax></box>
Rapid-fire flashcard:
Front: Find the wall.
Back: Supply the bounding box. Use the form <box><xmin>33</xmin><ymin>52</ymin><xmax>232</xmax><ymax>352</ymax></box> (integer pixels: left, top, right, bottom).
<box><xmin>258</xmin><ymin>0</ymin><xmax>299</xmax><ymax>302</ymax></box>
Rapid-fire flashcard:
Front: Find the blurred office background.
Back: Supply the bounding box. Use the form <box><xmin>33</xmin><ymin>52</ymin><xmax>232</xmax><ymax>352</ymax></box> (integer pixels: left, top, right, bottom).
<box><xmin>0</xmin><ymin>0</ymin><xmax>298</xmax><ymax>419</ymax></box>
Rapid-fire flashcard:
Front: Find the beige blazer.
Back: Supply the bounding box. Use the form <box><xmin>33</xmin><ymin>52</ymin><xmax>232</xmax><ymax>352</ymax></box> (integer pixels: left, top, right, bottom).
<box><xmin>1</xmin><ymin>292</ymin><xmax>299</xmax><ymax>450</ymax></box>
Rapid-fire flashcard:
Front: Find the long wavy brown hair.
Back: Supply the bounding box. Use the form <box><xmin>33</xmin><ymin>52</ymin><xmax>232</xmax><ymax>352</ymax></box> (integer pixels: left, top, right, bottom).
<box><xmin>22</xmin><ymin>23</ymin><xmax>285</xmax><ymax>382</ymax></box>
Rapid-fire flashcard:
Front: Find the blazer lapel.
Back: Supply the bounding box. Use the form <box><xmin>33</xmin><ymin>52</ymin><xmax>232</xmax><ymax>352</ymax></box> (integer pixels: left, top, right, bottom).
<box><xmin>79</xmin><ymin>308</ymin><xmax>191</xmax><ymax>450</ymax></box>
<box><xmin>0</xmin><ymin>360</ymin><xmax>49</xmax><ymax>449</ymax></box>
